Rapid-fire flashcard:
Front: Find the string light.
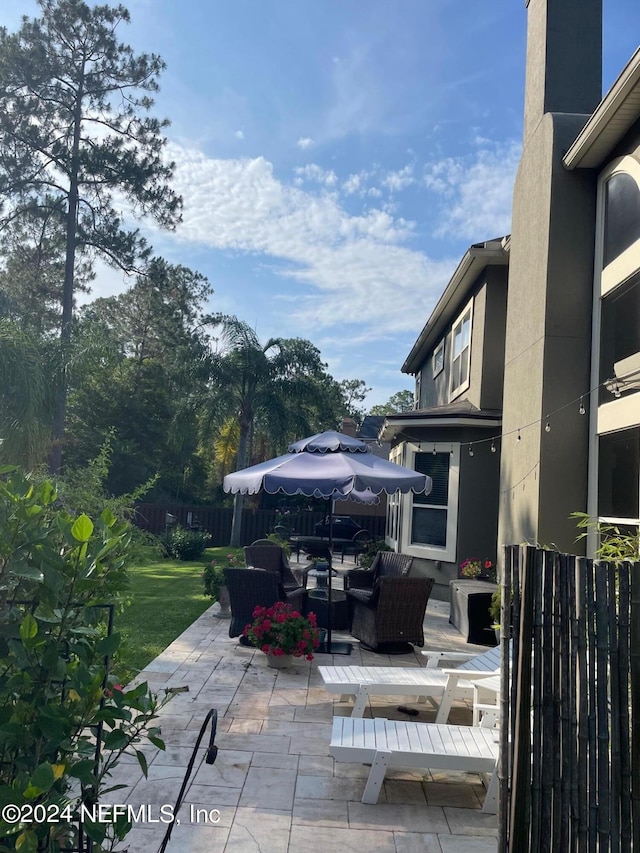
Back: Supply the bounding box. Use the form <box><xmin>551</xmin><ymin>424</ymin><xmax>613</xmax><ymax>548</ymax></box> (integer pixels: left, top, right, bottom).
<box><xmin>389</xmin><ymin>379</ymin><xmax>606</xmax><ymax>498</ymax></box>
<box><xmin>613</xmin><ymin>382</ymin><xmax>622</xmax><ymax>398</ymax></box>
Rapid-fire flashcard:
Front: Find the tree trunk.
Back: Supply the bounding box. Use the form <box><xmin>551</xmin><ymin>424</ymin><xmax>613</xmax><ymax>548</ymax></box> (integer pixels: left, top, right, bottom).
<box><xmin>229</xmin><ymin>417</ymin><xmax>251</xmax><ymax>547</ymax></box>
<box><xmin>229</xmin><ymin>492</ymin><xmax>244</xmax><ymax>548</ymax></box>
<box><xmin>49</xmin><ymin>62</ymin><xmax>84</xmax><ymax>474</ymax></box>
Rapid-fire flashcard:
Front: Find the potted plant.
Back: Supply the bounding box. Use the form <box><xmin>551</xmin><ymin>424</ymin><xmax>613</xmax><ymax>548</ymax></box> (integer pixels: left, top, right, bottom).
<box><xmin>242</xmin><ymin>602</ymin><xmax>320</xmax><ymax>668</ymax></box>
<box><xmin>489</xmin><ymin>587</ymin><xmax>502</xmax><ymax>643</ymax></box>
<box><xmin>459</xmin><ymin>558</ymin><xmax>497</xmax><ymax>582</ymax></box>
<box><xmin>203</xmin><ymin>560</ymin><xmax>231</xmax><ymax>617</ymax></box>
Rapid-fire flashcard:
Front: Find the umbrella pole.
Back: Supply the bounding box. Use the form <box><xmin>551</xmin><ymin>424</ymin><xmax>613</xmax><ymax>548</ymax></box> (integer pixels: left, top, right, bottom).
<box><xmin>327</xmin><ymin>498</ymin><xmax>333</xmax><ymax>652</ymax></box>
<box><xmin>319</xmin><ymin>497</ymin><xmax>351</xmax><ymax>656</ymax></box>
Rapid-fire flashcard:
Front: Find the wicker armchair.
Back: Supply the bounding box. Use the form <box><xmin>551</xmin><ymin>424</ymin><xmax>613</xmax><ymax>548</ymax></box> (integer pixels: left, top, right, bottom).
<box><xmin>343</xmin><ymin>551</ymin><xmax>414</xmax><ymax>591</ymax></box>
<box><xmin>243</xmin><ymin>544</ymin><xmax>307</xmax><ymax>590</ymax></box>
<box><xmin>348</xmin><ymin>575</ymin><xmax>435</xmax><ymax>651</ymax></box>
<box><xmin>223</xmin><ymin>567</ymin><xmax>307</xmax><ymax>638</ymax></box>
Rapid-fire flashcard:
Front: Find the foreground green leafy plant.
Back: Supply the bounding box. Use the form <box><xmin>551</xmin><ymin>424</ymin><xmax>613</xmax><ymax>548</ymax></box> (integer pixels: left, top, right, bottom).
<box><xmin>572</xmin><ymin>511</ymin><xmax>640</xmax><ymax>563</ymax></box>
<box><xmin>0</xmin><ymin>468</ymin><xmax>169</xmax><ymax>851</ymax></box>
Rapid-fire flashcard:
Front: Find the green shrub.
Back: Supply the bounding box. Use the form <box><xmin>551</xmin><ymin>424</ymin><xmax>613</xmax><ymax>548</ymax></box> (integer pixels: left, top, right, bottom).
<box><xmin>0</xmin><ymin>466</ymin><xmax>168</xmax><ymax>851</ymax></box>
<box><xmin>266</xmin><ymin>531</ymin><xmax>291</xmax><ymax>556</ymax></box>
<box><xmin>203</xmin><ymin>561</ymin><xmax>227</xmax><ymax>602</ymax></box>
<box><xmin>490</xmin><ymin>588</ymin><xmax>501</xmax><ymax>626</ymax></box>
<box><xmin>164</xmin><ymin>525</ymin><xmax>210</xmax><ymax>560</ymax></box>
<box><xmin>359</xmin><ymin>539</ymin><xmax>392</xmax><ymax>569</ymax></box>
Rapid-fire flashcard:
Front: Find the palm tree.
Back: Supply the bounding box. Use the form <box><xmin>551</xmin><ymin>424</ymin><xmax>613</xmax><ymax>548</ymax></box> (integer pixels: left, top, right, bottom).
<box><xmin>204</xmin><ymin>316</ymin><xmax>341</xmax><ymax>546</ymax></box>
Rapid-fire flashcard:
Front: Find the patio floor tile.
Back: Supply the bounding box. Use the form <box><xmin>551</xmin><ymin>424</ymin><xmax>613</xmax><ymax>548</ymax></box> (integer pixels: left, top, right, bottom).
<box><xmin>111</xmin><ymin>567</ymin><xmax>497</xmax><ymax>852</ymax></box>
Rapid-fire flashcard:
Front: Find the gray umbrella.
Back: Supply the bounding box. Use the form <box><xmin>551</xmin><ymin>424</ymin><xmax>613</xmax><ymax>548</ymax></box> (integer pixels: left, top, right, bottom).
<box><xmin>224</xmin><ymin>430</ymin><xmax>431</xmax><ymax>654</ymax></box>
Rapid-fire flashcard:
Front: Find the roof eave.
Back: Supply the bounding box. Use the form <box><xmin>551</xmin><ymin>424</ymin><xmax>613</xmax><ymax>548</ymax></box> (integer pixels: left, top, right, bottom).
<box><xmin>402</xmin><ymin>239</ymin><xmax>509</xmax><ymax>375</ymax></box>
<box><xmin>379</xmin><ymin>414</ymin><xmax>502</xmax><ymax>442</ymax></box>
<box><xmin>564</xmin><ymin>46</ymin><xmax>640</xmax><ymax>171</ymax></box>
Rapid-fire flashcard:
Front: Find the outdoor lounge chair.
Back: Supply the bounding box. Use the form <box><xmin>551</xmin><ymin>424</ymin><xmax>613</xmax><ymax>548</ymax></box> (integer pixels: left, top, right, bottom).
<box><xmin>343</xmin><ymin>551</ymin><xmax>414</xmax><ymax>591</ymax></box>
<box><xmin>319</xmin><ymin>643</ymin><xmax>502</xmax><ymax>720</ymax></box>
<box><xmin>243</xmin><ymin>544</ymin><xmax>307</xmax><ymax>591</ymax></box>
<box><xmin>223</xmin><ymin>567</ymin><xmax>307</xmax><ymax>638</ymax></box>
<box><xmin>347</xmin><ymin>575</ymin><xmax>435</xmax><ymax>651</ymax></box>
<box><xmin>329</xmin><ymin>695</ymin><xmax>500</xmax><ymax>809</ymax></box>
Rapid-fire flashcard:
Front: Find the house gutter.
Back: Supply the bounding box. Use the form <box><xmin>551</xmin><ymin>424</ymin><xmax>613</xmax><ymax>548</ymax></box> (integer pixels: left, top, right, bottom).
<box><xmin>380</xmin><ymin>415</ymin><xmax>502</xmax><ymax>443</ymax></box>
<box><xmin>564</xmin><ymin>46</ymin><xmax>640</xmax><ymax>170</ymax></box>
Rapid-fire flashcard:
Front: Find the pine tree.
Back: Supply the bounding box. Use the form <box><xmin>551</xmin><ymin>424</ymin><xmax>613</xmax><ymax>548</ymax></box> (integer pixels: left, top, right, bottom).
<box><xmin>0</xmin><ymin>0</ymin><xmax>182</xmax><ymax>471</ymax></box>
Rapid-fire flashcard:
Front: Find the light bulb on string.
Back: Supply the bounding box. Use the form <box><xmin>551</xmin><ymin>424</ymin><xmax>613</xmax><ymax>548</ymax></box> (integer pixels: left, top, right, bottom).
<box><xmin>468</xmin><ymin>444</ymin><xmax>474</xmax><ymax>457</ymax></box>
<box><xmin>613</xmin><ymin>383</ymin><xmax>622</xmax><ymax>399</ymax></box>
<box><xmin>490</xmin><ymin>439</ymin><xmax>496</xmax><ymax>453</ymax></box>
<box><xmin>450</xmin><ymin>444</ymin><xmax>454</xmax><ymax>456</ymax></box>
<box><xmin>517</xmin><ymin>428</ymin><xmax>521</xmax><ymax>442</ymax></box>
<box><xmin>545</xmin><ymin>419</ymin><xmax>551</xmax><ymax>433</ymax></box>
<box><xmin>432</xmin><ymin>444</ymin><xmax>437</xmax><ymax>455</ymax></box>
<box><xmin>579</xmin><ymin>397</ymin><xmax>586</xmax><ymax>415</ymax></box>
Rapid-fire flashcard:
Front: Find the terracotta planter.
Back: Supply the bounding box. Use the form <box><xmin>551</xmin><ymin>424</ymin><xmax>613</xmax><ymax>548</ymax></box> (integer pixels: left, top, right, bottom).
<box><xmin>266</xmin><ymin>653</ymin><xmax>293</xmax><ymax>669</ymax></box>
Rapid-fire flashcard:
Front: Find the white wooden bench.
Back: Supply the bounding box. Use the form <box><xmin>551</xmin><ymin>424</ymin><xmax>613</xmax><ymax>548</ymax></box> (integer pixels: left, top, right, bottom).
<box><xmin>319</xmin><ymin>645</ymin><xmax>502</xmax><ymax>722</ymax></box>
<box><xmin>329</xmin><ymin>711</ymin><xmax>500</xmax><ymax>810</ymax></box>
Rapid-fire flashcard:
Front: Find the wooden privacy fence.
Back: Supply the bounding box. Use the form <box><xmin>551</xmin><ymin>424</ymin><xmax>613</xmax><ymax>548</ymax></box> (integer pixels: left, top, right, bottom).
<box><xmin>498</xmin><ymin>545</ymin><xmax>639</xmax><ymax>852</ymax></box>
<box><xmin>133</xmin><ymin>503</ymin><xmax>386</xmax><ymax>546</ymax></box>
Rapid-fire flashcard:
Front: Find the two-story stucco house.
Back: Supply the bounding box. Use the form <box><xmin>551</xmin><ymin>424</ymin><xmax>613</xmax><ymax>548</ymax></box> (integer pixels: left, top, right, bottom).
<box><xmin>380</xmin><ymin>239</ymin><xmax>508</xmax><ymax>596</ymax></box>
<box><xmin>383</xmin><ymin>0</ymin><xmax>640</xmax><ymax>597</ymax></box>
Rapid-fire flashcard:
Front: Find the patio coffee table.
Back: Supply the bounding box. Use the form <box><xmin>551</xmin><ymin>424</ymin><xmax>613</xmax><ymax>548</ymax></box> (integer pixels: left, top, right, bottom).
<box><xmin>306</xmin><ymin>589</ymin><xmax>349</xmax><ymax>631</ymax></box>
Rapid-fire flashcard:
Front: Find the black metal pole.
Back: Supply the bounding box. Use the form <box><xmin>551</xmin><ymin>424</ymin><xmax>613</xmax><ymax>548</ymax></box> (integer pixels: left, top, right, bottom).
<box><xmin>318</xmin><ymin>495</ymin><xmax>351</xmax><ymax>655</ymax></box>
<box><xmin>326</xmin><ymin>496</ymin><xmax>333</xmax><ymax>652</ymax></box>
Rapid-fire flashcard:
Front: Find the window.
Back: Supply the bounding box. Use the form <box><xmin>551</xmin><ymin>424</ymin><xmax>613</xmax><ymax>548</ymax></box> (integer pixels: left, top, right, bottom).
<box><xmin>603</xmin><ymin>173</ymin><xmax>640</xmax><ymax>267</ymax></box>
<box><xmin>599</xmin><ymin>271</ymin><xmax>640</xmax><ymax>402</ymax></box>
<box><xmin>392</xmin><ymin>443</ymin><xmax>460</xmax><ymax>560</ymax></box>
<box><xmin>450</xmin><ymin>302</ymin><xmax>472</xmax><ymax>398</ymax></box>
<box><xmin>412</xmin><ymin>452</ymin><xmax>450</xmax><ymax>546</ymax></box>
<box><xmin>597</xmin><ymin>428</ymin><xmax>640</xmax><ymax>521</ymax></box>
<box><xmin>432</xmin><ymin>340</ymin><xmax>445</xmax><ymax>377</ymax></box>
<box><xmin>587</xmin><ymin>156</ymin><xmax>640</xmax><ymax>557</ymax></box>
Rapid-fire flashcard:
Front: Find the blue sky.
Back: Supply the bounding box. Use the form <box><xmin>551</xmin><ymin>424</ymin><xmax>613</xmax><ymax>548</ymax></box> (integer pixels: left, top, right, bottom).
<box><xmin>2</xmin><ymin>1</ymin><xmax>640</xmax><ymax>406</ymax></box>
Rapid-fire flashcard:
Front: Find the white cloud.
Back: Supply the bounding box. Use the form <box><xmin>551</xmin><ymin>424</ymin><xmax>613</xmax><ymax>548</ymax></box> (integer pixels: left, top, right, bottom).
<box><xmin>234</xmin><ymin>130</ymin><xmax>245</xmax><ymax>140</ymax></box>
<box><xmin>343</xmin><ymin>172</ymin><xmax>364</xmax><ymax>195</ymax></box>
<box><xmin>381</xmin><ymin>164</ymin><xmax>415</xmax><ymax>192</ymax></box>
<box><xmin>423</xmin><ymin>139</ymin><xmax>521</xmax><ymax>240</ymax></box>
<box><xmin>294</xmin><ymin>163</ymin><xmax>338</xmax><ymax>187</ymax></box>
<box><xmin>297</xmin><ymin>137</ymin><xmax>314</xmax><ymax>149</ymax></box>
<box><xmin>164</xmin><ymin>143</ymin><xmax>456</xmax><ymax>335</ymax></box>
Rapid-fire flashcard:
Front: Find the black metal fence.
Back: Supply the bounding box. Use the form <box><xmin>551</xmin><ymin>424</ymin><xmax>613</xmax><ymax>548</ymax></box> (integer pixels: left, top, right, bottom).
<box><xmin>133</xmin><ymin>503</ymin><xmax>386</xmax><ymax>546</ymax></box>
<box><xmin>499</xmin><ymin>545</ymin><xmax>639</xmax><ymax>852</ymax></box>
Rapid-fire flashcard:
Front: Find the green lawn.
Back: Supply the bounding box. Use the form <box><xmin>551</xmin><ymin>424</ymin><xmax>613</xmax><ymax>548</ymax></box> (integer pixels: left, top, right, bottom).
<box><xmin>114</xmin><ymin>546</ymin><xmax>244</xmax><ymax>683</ymax></box>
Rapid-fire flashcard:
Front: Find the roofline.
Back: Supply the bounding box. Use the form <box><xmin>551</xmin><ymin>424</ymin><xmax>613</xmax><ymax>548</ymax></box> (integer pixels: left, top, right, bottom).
<box><xmin>402</xmin><ymin>238</ymin><xmax>509</xmax><ymax>375</ymax></box>
<box><xmin>380</xmin><ymin>415</ymin><xmax>502</xmax><ymax>442</ymax></box>
<box><xmin>564</xmin><ymin>46</ymin><xmax>640</xmax><ymax>170</ymax></box>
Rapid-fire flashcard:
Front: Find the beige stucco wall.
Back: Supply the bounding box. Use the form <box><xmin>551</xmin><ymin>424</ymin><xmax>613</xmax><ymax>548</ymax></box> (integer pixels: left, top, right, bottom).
<box><xmin>499</xmin><ymin>111</ymin><xmax>596</xmax><ymax>555</ymax></box>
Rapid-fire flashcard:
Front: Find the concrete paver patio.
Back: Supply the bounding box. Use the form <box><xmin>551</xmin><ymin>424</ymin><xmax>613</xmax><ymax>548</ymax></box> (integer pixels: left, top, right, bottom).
<box><xmin>112</xmin><ymin>568</ymin><xmax>499</xmax><ymax>853</ymax></box>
